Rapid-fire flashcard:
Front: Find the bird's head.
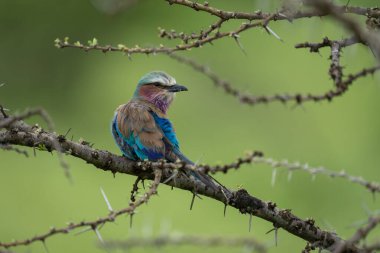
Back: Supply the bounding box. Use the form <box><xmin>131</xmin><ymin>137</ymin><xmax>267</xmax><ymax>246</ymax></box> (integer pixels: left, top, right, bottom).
<box><xmin>133</xmin><ymin>71</ymin><xmax>188</xmax><ymax>114</ymax></box>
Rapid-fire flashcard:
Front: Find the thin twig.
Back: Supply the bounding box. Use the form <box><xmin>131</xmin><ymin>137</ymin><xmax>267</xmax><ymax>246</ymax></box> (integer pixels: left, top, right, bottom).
<box><xmin>0</xmin><ymin>144</ymin><xmax>28</xmax><ymax>157</ymax></box>
<box><xmin>0</xmin><ymin>105</ymin><xmax>8</xmax><ymax>118</ymax></box>
<box><xmin>54</xmin><ymin>21</ymin><xmax>263</xmax><ymax>56</ymax></box>
<box><xmin>334</xmin><ymin>214</ymin><xmax>380</xmax><ymax>253</ymax></box>
<box><xmin>166</xmin><ymin>0</ymin><xmax>380</xmax><ymax>21</ymax></box>
<box><xmin>306</xmin><ymin>0</ymin><xmax>380</xmax><ymax>59</ymax></box>
<box><xmin>295</xmin><ymin>36</ymin><xmax>359</xmax><ymax>53</ymax></box>
<box><xmin>130</xmin><ymin>177</ymin><xmax>141</xmax><ymax>202</ymax></box>
<box><xmin>0</xmin><ymin>170</ymin><xmax>162</xmax><ymax>249</ymax></box>
<box><xmin>159</xmin><ymin>18</ymin><xmax>226</xmax><ymax>44</ymax></box>
<box><xmin>0</xmin><ymin>107</ymin><xmax>70</xmax><ymax>179</ymax></box>
<box><xmin>249</xmin><ymin>157</ymin><xmax>380</xmax><ymax>194</ymax></box>
<box><xmin>0</xmin><ymin>107</ymin><xmax>54</xmax><ymax>130</ymax></box>
<box><xmin>169</xmin><ymin>53</ymin><xmax>380</xmax><ymax>106</ymax></box>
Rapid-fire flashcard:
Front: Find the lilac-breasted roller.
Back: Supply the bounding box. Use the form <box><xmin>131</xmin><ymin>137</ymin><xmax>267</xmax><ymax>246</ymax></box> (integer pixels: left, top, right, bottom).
<box><xmin>111</xmin><ymin>71</ymin><xmax>227</xmax><ymax>195</ymax></box>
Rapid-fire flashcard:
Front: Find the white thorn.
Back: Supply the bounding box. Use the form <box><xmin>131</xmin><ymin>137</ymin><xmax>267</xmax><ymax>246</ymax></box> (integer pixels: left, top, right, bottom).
<box><xmin>94</xmin><ymin>228</ymin><xmax>104</xmax><ymax>243</ymax></box>
<box><xmin>249</xmin><ymin>213</ymin><xmax>253</xmax><ymax>232</ymax></box>
<box><xmin>271</xmin><ymin>169</ymin><xmax>277</xmax><ymax>187</ymax></box>
<box><xmin>163</xmin><ymin>170</ymin><xmax>179</xmax><ymax>184</ymax></box>
<box><xmin>74</xmin><ymin>226</ymin><xmax>92</xmax><ymax>236</ymax></box>
<box><xmin>265</xmin><ymin>26</ymin><xmax>283</xmax><ymax>42</ymax></box>
<box><xmin>100</xmin><ymin>187</ymin><xmax>113</xmax><ymax>212</ymax></box>
<box><xmin>194</xmin><ymin>154</ymin><xmax>204</xmax><ymax>166</ymax></box>
<box><xmin>287</xmin><ymin>171</ymin><xmax>293</xmax><ymax>182</ymax></box>
<box><xmin>275</xmin><ymin>227</ymin><xmax>278</xmax><ymax>246</ymax></box>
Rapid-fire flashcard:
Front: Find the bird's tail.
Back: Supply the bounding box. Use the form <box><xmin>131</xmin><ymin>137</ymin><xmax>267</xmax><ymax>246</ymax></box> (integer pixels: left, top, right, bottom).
<box><xmin>189</xmin><ymin>170</ymin><xmax>231</xmax><ymax>199</ymax></box>
<box><xmin>175</xmin><ymin>151</ymin><xmax>231</xmax><ymax>201</ymax></box>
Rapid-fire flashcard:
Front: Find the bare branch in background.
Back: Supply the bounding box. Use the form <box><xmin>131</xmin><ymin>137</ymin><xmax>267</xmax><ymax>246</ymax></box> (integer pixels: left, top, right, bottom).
<box><xmin>168</xmin><ymin>53</ymin><xmax>380</xmax><ymax>106</ymax></box>
<box><xmin>165</xmin><ymin>0</ymin><xmax>379</xmax><ymax>21</ymax></box>
<box><xmin>306</xmin><ymin>0</ymin><xmax>380</xmax><ymax>59</ymax></box>
<box><xmin>53</xmin><ymin>0</ymin><xmax>380</xmax><ymax>108</ymax></box>
<box><xmin>334</xmin><ymin>214</ymin><xmax>380</xmax><ymax>253</ymax></box>
<box><xmin>295</xmin><ymin>36</ymin><xmax>359</xmax><ymax>53</ymax></box>
<box><xmin>158</xmin><ymin>18</ymin><xmax>226</xmax><ymax>44</ymax></box>
<box><xmin>0</xmin><ymin>144</ymin><xmax>28</xmax><ymax>157</ymax></box>
<box><xmin>53</xmin><ymin>1</ymin><xmax>380</xmax><ymax>57</ymax></box>
<box><xmin>101</xmin><ymin>235</ymin><xmax>267</xmax><ymax>253</ymax></box>
<box><xmin>0</xmin><ymin>107</ymin><xmax>54</xmax><ymax>130</ymax></box>
<box><xmin>54</xmin><ymin>20</ymin><xmax>263</xmax><ymax>56</ymax></box>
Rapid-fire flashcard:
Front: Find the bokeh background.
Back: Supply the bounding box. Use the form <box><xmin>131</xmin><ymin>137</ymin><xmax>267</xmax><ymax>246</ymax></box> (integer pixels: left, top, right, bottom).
<box><xmin>1</xmin><ymin>0</ymin><xmax>380</xmax><ymax>252</ymax></box>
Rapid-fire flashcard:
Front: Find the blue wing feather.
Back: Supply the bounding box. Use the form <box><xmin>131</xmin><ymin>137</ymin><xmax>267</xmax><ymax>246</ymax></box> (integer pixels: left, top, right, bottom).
<box><xmin>151</xmin><ymin>112</ymin><xmax>179</xmax><ymax>149</ymax></box>
<box><xmin>150</xmin><ymin>111</ymin><xmax>193</xmax><ymax>164</ymax></box>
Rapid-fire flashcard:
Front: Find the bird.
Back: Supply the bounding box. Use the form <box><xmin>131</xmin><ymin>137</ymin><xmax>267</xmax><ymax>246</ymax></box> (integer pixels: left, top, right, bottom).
<box><xmin>111</xmin><ymin>71</ymin><xmax>229</xmax><ymax>203</ymax></box>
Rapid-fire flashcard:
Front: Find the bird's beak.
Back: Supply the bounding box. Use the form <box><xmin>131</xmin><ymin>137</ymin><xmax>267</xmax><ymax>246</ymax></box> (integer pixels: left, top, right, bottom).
<box><xmin>167</xmin><ymin>84</ymin><xmax>188</xmax><ymax>92</ymax></box>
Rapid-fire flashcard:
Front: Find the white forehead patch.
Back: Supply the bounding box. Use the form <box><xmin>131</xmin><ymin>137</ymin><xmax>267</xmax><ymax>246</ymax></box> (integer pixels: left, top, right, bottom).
<box><xmin>139</xmin><ymin>71</ymin><xmax>177</xmax><ymax>87</ymax></box>
<box><xmin>156</xmin><ymin>74</ymin><xmax>176</xmax><ymax>86</ymax></box>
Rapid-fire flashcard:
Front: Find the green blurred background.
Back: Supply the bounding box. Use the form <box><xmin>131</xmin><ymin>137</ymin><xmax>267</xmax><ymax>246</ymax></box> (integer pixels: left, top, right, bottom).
<box><xmin>1</xmin><ymin>0</ymin><xmax>380</xmax><ymax>252</ymax></box>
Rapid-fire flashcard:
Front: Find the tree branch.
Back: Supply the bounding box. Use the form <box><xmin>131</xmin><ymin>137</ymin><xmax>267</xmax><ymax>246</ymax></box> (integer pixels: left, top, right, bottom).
<box><xmin>306</xmin><ymin>0</ymin><xmax>380</xmax><ymax>59</ymax></box>
<box><xmin>54</xmin><ymin>20</ymin><xmax>263</xmax><ymax>56</ymax></box>
<box><xmin>247</xmin><ymin>157</ymin><xmax>380</xmax><ymax>194</ymax></box>
<box><xmin>54</xmin><ymin>1</ymin><xmax>380</xmax><ymax>57</ymax></box>
<box><xmin>334</xmin><ymin>214</ymin><xmax>380</xmax><ymax>253</ymax></box>
<box><xmin>168</xmin><ymin>53</ymin><xmax>380</xmax><ymax>106</ymax></box>
<box><xmin>0</xmin><ymin>112</ymin><xmax>365</xmax><ymax>253</ymax></box>
<box><xmin>295</xmin><ymin>36</ymin><xmax>359</xmax><ymax>53</ymax></box>
<box><xmin>0</xmin><ymin>143</ymin><xmax>28</xmax><ymax>157</ymax></box>
<box><xmin>165</xmin><ymin>0</ymin><xmax>380</xmax><ymax>21</ymax></box>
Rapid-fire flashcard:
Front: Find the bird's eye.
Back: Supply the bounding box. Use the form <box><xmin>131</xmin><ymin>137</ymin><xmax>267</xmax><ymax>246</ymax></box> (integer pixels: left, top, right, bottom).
<box><xmin>152</xmin><ymin>82</ymin><xmax>162</xmax><ymax>87</ymax></box>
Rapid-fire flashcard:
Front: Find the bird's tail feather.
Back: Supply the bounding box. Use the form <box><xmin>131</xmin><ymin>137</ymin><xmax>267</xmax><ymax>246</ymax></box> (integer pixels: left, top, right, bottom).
<box><xmin>174</xmin><ymin>150</ymin><xmax>231</xmax><ymax>200</ymax></box>
<box><xmin>188</xmin><ymin>170</ymin><xmax>231</xmax><ymax>198</ymax></box>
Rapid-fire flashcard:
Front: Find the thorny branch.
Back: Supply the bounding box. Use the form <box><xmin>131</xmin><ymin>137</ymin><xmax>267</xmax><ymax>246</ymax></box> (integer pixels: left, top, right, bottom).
<box><xmin>0</xmin><ymin>112</ymin><xmax>365</xmax><ymax>253</ymax></box>
<box><xmin>0</xmin><ymin>168</ymin><xmax>162</xmax><ymax>249</ymax></box>
<box><xmin>247</xmin><ymin>157</ymin><xmax>380</xmax><ymax>194</ymax></box>
<box><xmin>306</xmin><ymin>0</ymin><xmax>380</xmax><ymax>59</ymax></box>
<box><xmin>54</xmin><ymin>20</ymin><xmax>263</xmax><ymax>56</ymax></box>
<box><xmin>165</xmin><ymin>0</ymin><xmax>380</xmax><ymax>21</ymax></box>
<box><xmin>101</xmin><ymin>235</ymin><xmax>266</xmax><ymax>253</ymax></box>
<box><xmin>0</xmin><ymin>106</ymin><xmax>70</xmax><ymax>178</ymax></box>
<box><xmin>196</xmin><ymin>151</ymin><xmax>380</xmax><ymax>195</ymax></box>
<box><xmin>53</xmin><ymin>1</ymin><xmax>380</xmax><ymax>56</ymax></box>
<box><xmin>168</xmin><ymin>53</ymin><xmax>380</xmax><ymax>106</ymax></box>
<box><xmin>0</xmin><ymin>144</ymin><xmax>28</xmax><ymax>157</ymax></box>
<box><xmin>295</xmin><ymin>36</ymin><xmax>359</xmax><ymax>53</ymax></box>
<box><xmin>158</xmin><ymin>18</ymin><xmax>226</xmax><ymax>44</ymax></box>
<box><xmin>53</xmin><ymin>1</ymin><xmax>380</xmax><ymax>107</ymax></box>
